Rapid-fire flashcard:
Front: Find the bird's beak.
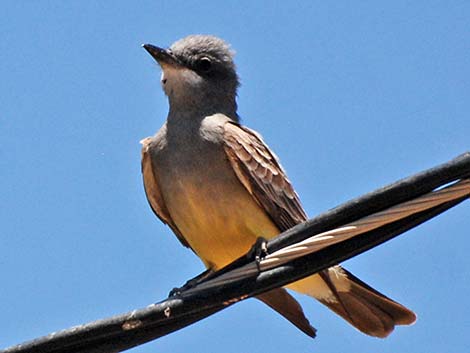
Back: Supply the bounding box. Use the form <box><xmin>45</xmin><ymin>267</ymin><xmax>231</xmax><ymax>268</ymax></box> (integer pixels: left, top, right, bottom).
<box><xmin>142</xmin><ymin>44</ymin><xmax>180</xmax><ymax>68</ymax></box>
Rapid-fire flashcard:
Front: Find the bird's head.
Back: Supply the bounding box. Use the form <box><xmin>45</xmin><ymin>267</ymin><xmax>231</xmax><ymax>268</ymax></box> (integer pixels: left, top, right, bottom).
<box><xmin>143</xmin><ymin>35</ymin><xmax>239</xmax><ymax>117</ymax></box>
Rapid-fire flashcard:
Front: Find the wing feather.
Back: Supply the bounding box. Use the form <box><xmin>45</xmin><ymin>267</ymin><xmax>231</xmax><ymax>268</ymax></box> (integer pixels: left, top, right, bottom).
<box><xmin>141</xmin><ymin>137</ymin><xmax>191</xmax><ymax>248</ymax></box>
<box><xmin>223</xmin><ymin>122</ymin><xmax>307</xmax><ymax>231</ymax></box>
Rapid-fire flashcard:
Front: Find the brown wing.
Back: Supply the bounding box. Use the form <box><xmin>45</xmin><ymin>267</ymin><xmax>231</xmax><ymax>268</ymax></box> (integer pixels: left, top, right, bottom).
<box><xmin>224</xmin><ymin>122</ymin><xmax>319</xmax><ymax>337</ymax></box>
<box><xmin>223</xmin><ymin>121</ymin><xmax>307</xmax><ymax>231</ymax></box>
<box><xmin>257</xmin><ymin>288</ymin><xmax>316</xmax><ymax>337</ymax></box>
<box><xmin>223</xmin><ymin>122</ymin><xmax>416</xmax><ymax>337</ymax></box>
<box><xmin>141</xmin><ymin>137</ymin><xmax>190</xmax><ymax>248</ymax></box>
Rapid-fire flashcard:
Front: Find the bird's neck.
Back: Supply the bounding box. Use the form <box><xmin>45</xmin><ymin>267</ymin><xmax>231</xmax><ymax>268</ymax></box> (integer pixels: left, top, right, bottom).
<box><xmin>167</xmin><ymin>90</ymin><xmax>239</xmax><ymax>124</ymax></box>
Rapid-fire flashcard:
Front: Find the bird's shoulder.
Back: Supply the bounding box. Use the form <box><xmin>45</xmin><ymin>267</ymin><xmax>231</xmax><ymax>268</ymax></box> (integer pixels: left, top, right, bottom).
<box><xmin>199</xmin><ymin>113</ymin><xmax>233</xmax><ymax>144</ymax></box>
<box><xmin>140</xmin><ymin>123</ymin><xmax>168</xmax><ymax>155</ymax></box>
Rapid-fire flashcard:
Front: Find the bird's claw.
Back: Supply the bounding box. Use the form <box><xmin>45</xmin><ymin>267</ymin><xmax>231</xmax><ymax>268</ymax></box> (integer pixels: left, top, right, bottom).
<box><xmin>168</xmin><ymin>269</ymin><xmax>214</xmax><ymax>297</ymax></box>
<box><xmin>247</xmin><ymin>237</ymin><xmax>269</xmax><ymax>272</ymax></box>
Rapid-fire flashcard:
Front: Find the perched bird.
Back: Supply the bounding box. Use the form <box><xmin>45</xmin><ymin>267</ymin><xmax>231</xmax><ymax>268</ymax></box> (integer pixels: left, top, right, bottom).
<box><xmin>141</xmin><ymin>34</ymin><xmax>416</xmax><ymax>338</ymax></box>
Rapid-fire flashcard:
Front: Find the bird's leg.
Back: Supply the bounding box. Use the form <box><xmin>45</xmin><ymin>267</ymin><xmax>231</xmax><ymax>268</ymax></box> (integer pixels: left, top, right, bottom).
<box><xmin>169</xmin><ymin>237</ymin><xmax>269</xmax><ymax>297</ymax></box>
<box><xmin>168</xmin><ymin>268</ymin><xmax>215</xmax><ymax>297</ymax></box>
<box><xmin>246</xmin><ymin>237</ymin><xmax>269</xmax><ymax>272</ymax></box>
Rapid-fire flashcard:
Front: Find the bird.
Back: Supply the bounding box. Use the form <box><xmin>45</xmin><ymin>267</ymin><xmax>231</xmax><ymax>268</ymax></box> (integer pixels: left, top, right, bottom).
<box><xmin>140</xmin><ymin>34</ymin><xmax>416</xmax><ymax>338</ymax></box>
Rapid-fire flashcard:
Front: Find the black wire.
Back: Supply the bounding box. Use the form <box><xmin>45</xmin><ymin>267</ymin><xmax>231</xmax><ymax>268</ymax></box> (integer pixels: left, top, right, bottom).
<box><xmin>2</xmin><ymin>152</ymin><xmax>469</xmax><ymax>353</ymax></box>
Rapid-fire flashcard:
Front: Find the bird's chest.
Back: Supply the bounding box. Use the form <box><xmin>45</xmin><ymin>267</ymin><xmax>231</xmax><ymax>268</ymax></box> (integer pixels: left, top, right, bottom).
<box><xmin>153</xmin><ymin>138</ymin><xmax>279</xmax><ymax>269</ymax></box>
<box><xmin>155</xmin><ymin>137</ymin><xmax>230</xmax><ymax>197</ymax></box>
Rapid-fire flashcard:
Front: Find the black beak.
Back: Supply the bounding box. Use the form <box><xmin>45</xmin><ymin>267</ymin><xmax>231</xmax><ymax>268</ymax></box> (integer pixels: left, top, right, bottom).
<box><xmin>142</xmin><ymin>44</ymin><xmax>180</xmax><ymax>67</ymax></box>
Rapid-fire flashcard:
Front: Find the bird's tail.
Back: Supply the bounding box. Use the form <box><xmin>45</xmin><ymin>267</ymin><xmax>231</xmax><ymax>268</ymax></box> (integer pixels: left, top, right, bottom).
<box><xmin>287</xmin><ymin>266</ymin><xmax>416</xmax><ymax>338</ymax></box>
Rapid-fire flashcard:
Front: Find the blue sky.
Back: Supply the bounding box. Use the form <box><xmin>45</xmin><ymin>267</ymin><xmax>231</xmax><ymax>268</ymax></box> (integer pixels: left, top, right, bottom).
<box><xmin>1</xmin><ymin>2</ymin><xmax>469</xmax><ymax>353</ymax></box>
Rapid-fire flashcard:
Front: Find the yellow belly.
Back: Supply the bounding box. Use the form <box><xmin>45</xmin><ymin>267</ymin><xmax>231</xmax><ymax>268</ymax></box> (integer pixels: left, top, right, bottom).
<box><xmin>162</xmin><ymin>169</ymin><xmax>334</xmax><ymax>300</ymax></box>
<box><xmin>165</xmin><ymin>176</ymin><xmax>280</xmax><ymax>270</ymax></box>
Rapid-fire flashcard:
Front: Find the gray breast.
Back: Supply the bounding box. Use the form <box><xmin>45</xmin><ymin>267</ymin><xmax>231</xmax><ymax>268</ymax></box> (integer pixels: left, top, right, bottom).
<box><xmin>151</xmin><ymin>114</ymin><xmax>235</xmax><ymax>196</ymax></box>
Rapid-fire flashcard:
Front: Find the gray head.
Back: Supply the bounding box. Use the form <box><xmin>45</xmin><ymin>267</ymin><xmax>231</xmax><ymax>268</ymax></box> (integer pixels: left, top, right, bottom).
<box><xmin>143</xmin><ymin>35</ymin><xmax>239</xmax><ymax>119</ymax></box>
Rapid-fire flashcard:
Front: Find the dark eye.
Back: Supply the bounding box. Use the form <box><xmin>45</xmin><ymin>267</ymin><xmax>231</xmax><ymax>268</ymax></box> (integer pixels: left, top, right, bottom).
<box><xmin>196</xmin><ymin>57</ymin><xmax>212</xmax><ymax>72</ymax></box>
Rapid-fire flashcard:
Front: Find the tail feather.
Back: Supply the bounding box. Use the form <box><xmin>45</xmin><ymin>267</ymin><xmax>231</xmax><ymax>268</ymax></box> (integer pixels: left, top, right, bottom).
<box><xmin>319</xmin><ymin>288</ymin><xmax>406</xmax><ymax>337</ymax></box>
<box><xmin>288</xmin><ymin>267</ymin><xmax>416</xmax><ymax>338</ymax></box>
<box><xmin>341</xmin><ymin>269</ymin><xmax>416</xmax><ymax>327</ymax></box>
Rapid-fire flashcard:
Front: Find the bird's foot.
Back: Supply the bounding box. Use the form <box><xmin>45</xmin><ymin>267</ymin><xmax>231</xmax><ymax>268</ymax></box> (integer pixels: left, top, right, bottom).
<box><xmin>168</xmin><ymin>269</ymin><xmax>215</xmax><ymax>297</ymax></box>
<box><xmin>247</xmin><ymin>237</ymin><xmax>269</xmax><ymax>272</ymax></box>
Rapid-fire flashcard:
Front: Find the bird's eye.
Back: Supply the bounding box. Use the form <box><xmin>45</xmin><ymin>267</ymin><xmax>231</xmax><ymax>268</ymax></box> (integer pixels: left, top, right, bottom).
<box><xmin>196</xmin><ymin>57</ymin><xmax>212</xmax><ymax>72</ymax></box>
